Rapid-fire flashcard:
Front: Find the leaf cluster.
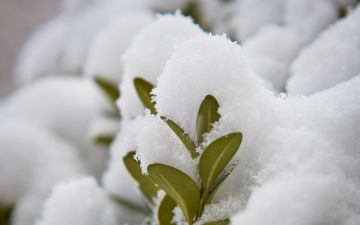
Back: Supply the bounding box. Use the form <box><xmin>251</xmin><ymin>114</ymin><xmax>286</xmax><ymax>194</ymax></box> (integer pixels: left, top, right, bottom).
<box><xmin>123</xmin><ymin>78</ymin><xmax>243</xmax><ymax>225</ymax></box>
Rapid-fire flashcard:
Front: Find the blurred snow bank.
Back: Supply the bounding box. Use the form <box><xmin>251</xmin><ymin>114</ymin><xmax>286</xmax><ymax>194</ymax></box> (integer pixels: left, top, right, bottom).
<box><xmin>35</xmin><ymin>177</ymin><xmax>118</xmax><ymax>225</ymax></box>
<box><xmin>0</xmin><ymin>76</ymin><xmax>107</xmax><ymax>176</ymax></box>
<box><xmin>15</xmin><ymin>0</ymin><xmax>150</xmax><ymax>84</ymax></box>
<box><xmin>0</xmin><ymin>120</ymin><xmax>84</xmax><ymax>225</ymax></box>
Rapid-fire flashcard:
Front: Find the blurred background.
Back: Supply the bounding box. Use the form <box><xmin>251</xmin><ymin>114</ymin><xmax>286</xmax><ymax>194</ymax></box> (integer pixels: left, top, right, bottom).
<box><xmin>0</xmin><ymin>0</ymin><xmax>58</xmax><ymax>96</ymax></box>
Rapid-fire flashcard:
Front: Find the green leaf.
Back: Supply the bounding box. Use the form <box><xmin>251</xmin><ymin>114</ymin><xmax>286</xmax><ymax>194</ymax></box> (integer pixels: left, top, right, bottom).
<box><xmin>157</xmin><ymin>195</ymin><xmax>177</xmax><ymax>225</ymax></box>
<box><xmin>110</xmin><ymin>195</ymin><xmax>148</xmax><ymax>216</ymax></box>
<box><xmin>148</xmin><ymin>164</ymin><xmax>200</xmax><ymax>225</ymax></box>
<box><xmin>123</xmin><ymin>152</ymin><xmax>158</xmax><ymax>203</ymax></box>
<box><xmin>134</xmin><ymin>77</ymin><xmax>157</xmax><ymax>115</ymax></box>
<box><xmin>203</xmin><ymin>220</ymin><xmax>230</xmax><ymax>225</ymax></box>
<box><xmin>94</xmin><ymin>76</ymin><xmax>120</xmax><ymax>102</ymax></box>
<box><xmin>196</xmin><ymin>95</ymin><xmax>220</xmax><ymax>144</ymax></box>
<box><xmin>163</xmin><ymin>118</ymin><xmax>198</xmax><ymax>159</ymax></box>
<box><xmin>94</xmin><ymin>134</ymin><xmax>115</xmax><ymax>147</ymax></box>
<box><xmin>199</xmin><ymin>133</ymin><xmax>242</xmax><ymax>192</ymax></box>
<box><xmin>205</xmin><ymin>174</ymin><xmax>230</xmax><ymax>205</ymax></box>
<box><xmin>0</xmin><ymin>203</ymin><xmax>13</xmax><ymax>225</ymax></box>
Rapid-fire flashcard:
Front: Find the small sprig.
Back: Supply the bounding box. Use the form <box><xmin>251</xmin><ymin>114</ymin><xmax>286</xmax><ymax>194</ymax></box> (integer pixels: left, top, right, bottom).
<box><xmin>125</xmin><ymin>77</ymin><xmax>243</xmax><ymax>225</ymax></box>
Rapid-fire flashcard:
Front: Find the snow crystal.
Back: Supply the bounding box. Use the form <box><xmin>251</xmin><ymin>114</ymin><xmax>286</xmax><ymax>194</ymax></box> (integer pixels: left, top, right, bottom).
<box><xmin>0</xmin><ymin>76</ymin><xmax>107</xmax><ymax>176</ymax></box>
<box><xmin>35</xmin><ymin>177</ymin><xmax>118</xmax><ymax>225</ymax></box>
<box><xmin>287</xmin><ymin>4</ymin><xmax>360</xmax><ymax>95</ymax></box>
<box><xmin>119</xmin><ymin>12</ymin><xmax>206</xmax><ymax>119</ymax></box>
<box><xmin>84</xmin><ymin>11</ymin><xmax>154</xmax><ymax>83</ymax></box>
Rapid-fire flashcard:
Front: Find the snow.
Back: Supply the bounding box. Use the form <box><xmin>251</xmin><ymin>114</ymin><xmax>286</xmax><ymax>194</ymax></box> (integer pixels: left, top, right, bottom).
<box><xmin>15</xmin><ymin>17</ymin><xmax>68</xmax><ymax>84</ymax></box>
<box><xmin>134</xmin><ymin>114</ymin><xmax>198</xmax><ymax>180</ymax></box>
<box><xmin>84</xmin><ymin>11</ymin><xmax>154</xmax><ymax>83</ymax></box>
<box><xmin>155</xmin><ymin>34</ymin><xmax>270</xmax><ymax>141</ymax></box>
<box><xmin>88</xmin><ymin>116</ymin><xmax>120</xmax><ymax>144</ymax></box>
<box><xmin>35</xmin><ymin>177</ymin><xmax>118</xmax><ymax>225</ymax></box>
<box><xmin>15</xmin><ymin>0</ymin><xmax>148</xmax><ymax>84</ymax></box>
<box><xmin>287</xmin><ymin>4</ymin><xmax>360</xmax><ymax>95</ymax></box>
<box><xmin>196</xmin><ymin>195</ymin><xmax>243</xmax><ymax>225</ymax></box>
<box><xmin>143</xmin><ymin>33</ymin><xmax>360</xmax><ymax>224</ymax></box>
<box><xmin>119</xmin><ymin>12</ymin><xmax>206</xmax><ymax>119</ymax></box>
<box><xmin>230</xmin><ymin>0</ymin><xmax>286</xmax><ymax>40</ymax></box>
<box><xmin>0</xmin><ymin>120</ymin><xmax>84</xmax><ymax>225</ymax></box>
<box><xmin>232</xmin><ymin>126</ymin><xmax>360</xmax><ymax>225</ymax></box>
<box><xmin>242</xmin><ymin>0</ymin><xmax>338</xmax><ymax>92</ymax></box>
<box><xmin>0</xmin><ymin>76</ymin><xmax>107</xmax><ymax>176</ymax></box>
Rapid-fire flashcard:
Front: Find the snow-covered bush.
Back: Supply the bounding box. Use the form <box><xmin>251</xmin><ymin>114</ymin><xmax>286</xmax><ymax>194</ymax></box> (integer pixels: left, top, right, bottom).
<box><xmin>0</xmin><ymin>120</ymin><xmax>84</xmax><ymax>225</ymax></box>
<box><xmin>1</xmin><ymin>0</ymin><xmax>360</xmax><ymax>225</ymax></box>
<box><xmin>35</xmin><ymin>177</ymin><xmax>144</xmax><ymax>225</ymax></box>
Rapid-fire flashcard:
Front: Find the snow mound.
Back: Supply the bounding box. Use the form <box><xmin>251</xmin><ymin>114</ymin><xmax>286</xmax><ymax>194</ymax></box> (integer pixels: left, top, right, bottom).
<box><xmin>231</xmin><ymin>0</ymin><xmax>286</xmax><ymax>40</ymax></box>
<box><xmin>35</xmin><ymin>177</ymin><xmax>118</xmax><ymax>225</ymax></box>
<box><xmin>84</xmin><ymin>11</ymin><xmax>154</xmax><ymax>83</ymax></box>
<box><xmin>0</xmin><ymin>76</ymin><xmax>106</xmax><ymax>176</ymax></box>
<box><xmin>0</xmin><ymin>120</ymin><xmax>84</xmax><ymax>225</ymax></box>
<box><xmin>287</xmin><ymin>4</ymin><xmax>360</xmax><ymax>95</ymax></box>
<box><xmin>242</xmin><ymin>0</ymin><xmax>337</xmax><ymax>92</ymax></box>
<box><xmin>119</xmin><ymin>12</ymin><xmax>206</xmax><ymax>119</ymax></box>
<box><xmin>15</xmin><ymin>0</ymin><xmax>148</xmax><ymax>83</ymax></box>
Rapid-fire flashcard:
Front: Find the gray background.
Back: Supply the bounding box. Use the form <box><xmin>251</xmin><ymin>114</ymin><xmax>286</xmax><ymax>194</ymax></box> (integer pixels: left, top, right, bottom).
<box><xmin>0</xmin><ymin>0</ymin><xmax>59</xmax><ymax>96</ymax></box>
